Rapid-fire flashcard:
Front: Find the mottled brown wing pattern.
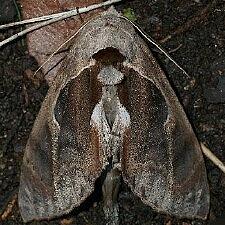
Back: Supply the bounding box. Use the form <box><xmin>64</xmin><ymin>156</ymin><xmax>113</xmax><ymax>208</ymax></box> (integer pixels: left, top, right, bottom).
<box><xmin>121</xmin><ymin>59</ymin><xmax>209</xmax><ymax>219</ymax></box>
<box><xmin>19</xmin><ymin>7</ymin><xmax>210</xmax><ymax>222</ymax></box>
<box><xmin>19</xmin><ymin>68</ymin><xmax>105</xmax><ymax>222</ymax></box>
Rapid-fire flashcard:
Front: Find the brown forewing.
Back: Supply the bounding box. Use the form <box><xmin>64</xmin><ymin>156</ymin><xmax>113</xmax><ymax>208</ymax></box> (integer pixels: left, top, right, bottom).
<box><xmin>120</xmin><ymin>49</ymin><xmax>209</xmax><ymax>219</ymax></box>
<box><xmin>19</xmin><ymin>68</ymin><xmax>105</xmax><ymax>222</ymax></box>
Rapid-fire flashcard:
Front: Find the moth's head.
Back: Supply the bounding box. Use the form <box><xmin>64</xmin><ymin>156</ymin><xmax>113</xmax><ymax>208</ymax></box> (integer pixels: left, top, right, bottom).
<box><xmin>63</xmin><ymin>10</ymin><xmax>149</xmax><ymax>87</ymax></box>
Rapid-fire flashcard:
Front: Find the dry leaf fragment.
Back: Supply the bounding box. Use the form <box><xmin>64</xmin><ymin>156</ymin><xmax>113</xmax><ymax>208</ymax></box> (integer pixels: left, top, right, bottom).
<box><xmin>1</xmin><ymin>194</ymin><xmax>17</xmax><ymax>221</ymax></box>
<box><xmin>19</xmin><ymin>0</ymin><xmax>104</xmax><ymax>83</ymax></box>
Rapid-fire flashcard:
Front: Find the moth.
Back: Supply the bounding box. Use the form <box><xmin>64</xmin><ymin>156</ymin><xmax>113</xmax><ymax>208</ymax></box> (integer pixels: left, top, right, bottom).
<box><xmin>18</xmin><ymin>7</ymin><xmax>210</xmax><ymax>223</ymax></box>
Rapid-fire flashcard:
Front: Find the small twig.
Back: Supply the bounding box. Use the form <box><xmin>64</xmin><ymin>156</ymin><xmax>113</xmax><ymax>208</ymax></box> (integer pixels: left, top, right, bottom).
<box><xmin>0</xmin><ymin>0</ymin><xmax>121</xmax><ymax>30</ymax></box>
<box><xmin>12</xmin><ymin>0</ymin><xmax>21</xmax><ymax>21</ymax></box>
<box><xmin>12</xmin><ymin>0</ymin><xmax>25</xmax><ymax>46</ymax></box>
<box><xmin>0</xmin><ymin>11</ymin><xmax>65</xmax><ymax>30</ymax></box>
<box><xmin>0</xmin><ymin>17</ymin><xmax>63</xmax><ymax>48</ymax></box>
<box><xmin>0</xmin><ymin>0</ymin><xmax>122</xmax><ymax>48</ymax></box>
<box><xmin>201</xmin><ymin>142</ymin><xmax>225</xmax><ymax>174</ymax></box>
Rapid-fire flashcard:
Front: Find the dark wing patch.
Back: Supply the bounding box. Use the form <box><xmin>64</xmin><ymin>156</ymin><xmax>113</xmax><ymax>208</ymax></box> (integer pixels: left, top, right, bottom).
<box><xmin>19</xmin><ymin>69</ymin><xmax>104</xmax><ymax>222</ymax></box>
<box><xmin>120</xmin><ymin>68</ymin><xmax>209</xmax><ymax>219</ymax></box>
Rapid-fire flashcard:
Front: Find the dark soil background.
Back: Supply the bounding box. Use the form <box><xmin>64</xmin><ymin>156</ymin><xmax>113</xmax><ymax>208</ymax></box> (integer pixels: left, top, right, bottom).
<box><xmin>0</xmin><ymin>0</ymin><xmax>225</xmax><ymax>224</ymax></box>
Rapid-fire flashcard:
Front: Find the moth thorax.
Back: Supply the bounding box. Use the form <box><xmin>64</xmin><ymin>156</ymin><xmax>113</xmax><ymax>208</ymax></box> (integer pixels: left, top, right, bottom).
<box><xmin>97</xmin><ymin>66</ymin><xmax>123</xmax><ymax>129</ymax></box>
<box><xmin>97</xmin><ymin>65</ymin><xmax>124</xmax><ymax>85</ymax></box>
<box><xmin>102</xmin><ymin>85</ymin><xmax>119</xmax><ymax>129</ymax></box>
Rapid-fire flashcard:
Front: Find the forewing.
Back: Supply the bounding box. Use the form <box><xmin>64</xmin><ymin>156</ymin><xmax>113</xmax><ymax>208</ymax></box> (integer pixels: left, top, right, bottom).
<box><xmin>19</xmin><ymin>68</ymin><xmax>104</xmax><ymax>222</ymax></box>
<box><xmin>120</xmin><ymin>63</ymin><xmax>209</xmax><ymax>219</ymax></box>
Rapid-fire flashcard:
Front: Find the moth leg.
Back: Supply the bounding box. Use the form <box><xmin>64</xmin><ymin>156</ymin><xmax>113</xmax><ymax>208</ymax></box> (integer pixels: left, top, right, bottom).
<box><xmin>102</xmin><ymin>167</ymin><xmax>121</xmax><ymax>225</ymax></box>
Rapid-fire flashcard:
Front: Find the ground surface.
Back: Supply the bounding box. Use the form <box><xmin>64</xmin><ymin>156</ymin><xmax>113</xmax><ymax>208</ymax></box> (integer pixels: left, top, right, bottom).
<box><xmin>0</xmin><ymin>0</ymin><xmax>225</xmax><ymax>225</ymax></box>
